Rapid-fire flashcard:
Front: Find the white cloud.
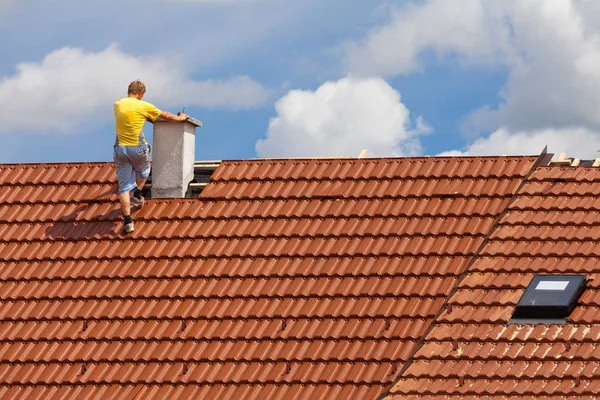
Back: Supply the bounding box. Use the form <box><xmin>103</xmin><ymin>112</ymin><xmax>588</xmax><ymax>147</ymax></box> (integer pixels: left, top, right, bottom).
<box><xmin>256</xmin><ymin>76</ymin><xmax>429</xmax><ymax>158</ymax></box>
<box><xmin>439</xmin><ymin>127</ymin><xmax>600</xmax><ymax>159</ymax></box>
<box><xmin>345</xmin><ymin>0</ymin><xmax>600</xmax><ymax>142</ymax></box>
<box><xmin>467</xmin><ymin>1</ymin><xmax>600</xmax><ymax>133</ymax></box>
<box><xmin>0</xmin><ymin>44</ymin><xmax>270</xmax><ymax>133</ymax></box>
<box><xmin>345</xmin><ymin>0</ymin><xmax>514</xmax><ymax>76</ymax></box>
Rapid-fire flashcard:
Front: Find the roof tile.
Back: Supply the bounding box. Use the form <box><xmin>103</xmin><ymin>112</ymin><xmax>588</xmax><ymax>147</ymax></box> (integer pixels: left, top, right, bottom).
<box><xmin>387</xmin><ymin>164</ymin><xmax>600</xmax><ymax>399</ymax></box>
<box><xmin>0</xmin><ymin>157</ymin><xmax>537</xmax><ymax>399</ymax></box>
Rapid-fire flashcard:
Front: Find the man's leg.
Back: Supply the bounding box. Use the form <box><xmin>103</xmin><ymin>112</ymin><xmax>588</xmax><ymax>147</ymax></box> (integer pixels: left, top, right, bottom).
<box><xmin>131</xmin><ymin>145</ymin><xmax>151</xmax><ymax>206</ymax></box>
<box><xmin>134</xmin><ymin>175</ymin><xmax>147</xmax><ymax>198</ymax></box>
<box><xmin>115</xmin><ymin>156</ymin><xmax>134</xmax><ymax>217</ymax></box>
<box><xmin>136</xmin><ymin>176</ymin><xmax>147</xmax><ymax>191</ymax></box>
<box><xmin>119</xmin><ymin>191</ymin><xmax>132</xmax><ymax>217</ymax></box>
<box><xmin>114</xmin><ymin>146</ymin><xmax>136</xmax><ymax>233</ymax></box>
<box><xmin>131</xmin><ymin>174</ymin><xmax>147</xmax><ymax>207</ymax></box>
<box><xmin>119</xmin><ymin>182</ymin><xmax>135</xmax><ymax>233</ymax></box>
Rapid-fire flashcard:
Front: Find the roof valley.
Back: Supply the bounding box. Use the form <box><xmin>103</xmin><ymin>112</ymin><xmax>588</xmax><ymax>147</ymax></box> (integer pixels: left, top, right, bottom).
<box><xmin>378</xmin><ymin>153</ymin><xmax>547</xmax><ymax>400</ymax></box>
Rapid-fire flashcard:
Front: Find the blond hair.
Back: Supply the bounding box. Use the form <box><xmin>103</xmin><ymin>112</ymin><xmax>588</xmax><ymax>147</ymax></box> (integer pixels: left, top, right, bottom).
<box><xmin>127</xmin><ymin>80</ymin><xmax>146</xmax><ymax>95</ymax></box>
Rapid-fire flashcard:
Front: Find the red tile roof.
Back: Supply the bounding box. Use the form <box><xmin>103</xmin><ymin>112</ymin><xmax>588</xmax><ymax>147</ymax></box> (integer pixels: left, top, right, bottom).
<box><xmin>386</xmin><ymin>165</ymin><xmax>600</xmax><ymax>398</ymax></box>
<box><xmin>0</xmin><ymin>156</ymin><xmax>541</xmax><ymax>399</ymax></box>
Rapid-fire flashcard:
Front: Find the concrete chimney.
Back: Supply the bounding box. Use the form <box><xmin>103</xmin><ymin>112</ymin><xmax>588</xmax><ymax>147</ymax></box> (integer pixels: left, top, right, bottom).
<box><xmin>151</xmin><ymin>116</ymin><xmax>202</xmax><ymax>198</ymax></box>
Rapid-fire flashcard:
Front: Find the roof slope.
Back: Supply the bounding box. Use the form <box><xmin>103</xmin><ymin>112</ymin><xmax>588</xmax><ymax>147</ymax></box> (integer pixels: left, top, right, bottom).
<box><xmin>386</xmin><ymin>165</ymin><xmax>600</xmax><ymax>399</ymax></box>
<box><xmin>0</xmin><ymin>156</ymin><xmax>537</xmax><ymax>399</ymax></box>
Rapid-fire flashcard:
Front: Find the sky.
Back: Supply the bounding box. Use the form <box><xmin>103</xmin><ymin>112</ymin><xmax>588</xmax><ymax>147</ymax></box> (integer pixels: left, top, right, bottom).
<box><xmin>1</xmin><ymin>0</ymin><xmax>600</xmax><ymax>163</ymax></box>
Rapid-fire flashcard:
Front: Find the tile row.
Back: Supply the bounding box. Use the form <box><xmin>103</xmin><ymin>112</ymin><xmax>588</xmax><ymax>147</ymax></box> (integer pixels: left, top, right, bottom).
<box><xmin>0</xmin><ymin>360</ymin><xmax>397</xmax><ymax>385</ymax></box>
<box><xmin>201</xmin><ymin>178</ymin><xmax>524</xmax><ymax>200</ymax></box>
<box><xmin>414</xmin><ymin>341</ymin><xmax>600</xmax><ymax>360</ymax></box>
<box><xmin>0</xmin><ymin>256</ymin><xmax>472</xmax><ymax>281</ymax></box>
<box><xmin>501</xmin><ymin>210</ymin><xmax>600</xmax><ymax>226</ymax></box>
<box><xmin>0</xmin><ymin>202</ymin><xmax>121</xmax><ymax>223</ymax></box>
<box><xmin>437</xmin><ymin>305</ymin><xmax>513</xmax><ymax>323</ymax></box>
<box><xmin>0</xmin><ymin>197</ymin><xmax>510</xmax><ymax>223</ymax></box>
<box><xmin>189</xmin><ymin>197</ymin><xmax>509</xmax><ymax>220</ymax></box>
<box><xmin>211</xmin><ymin>157</ymin><xmax>536</xmax><ymax>182</ymax></box>
<box><xmin>0</xmin><ymin>236</ymin><xmax>485</xmax><ymax>261</ymax></box>
<box><xmin>491</xmin><ymin>225</ymin><xmax>600</xmax><ymax>241</ymax></box>
<box><xmin>469</xmin><ymin>256</ymin><xmax>600</xmax><ymax>273</ymax></box>
<box><xmin>448</xmin><ymin>288</ymin><xmax>523</xmax><ymax>306</ymax></box>
<box><xmin>405</xmin><ymin>359</ymin><xmax>600</xmax><ymax>378</ymax></box>
<box><xmin>520</xmin><ymin>181</ymin><xmax>600</xmax><ymax>196</ymax></box>
<box><xmin>569</xmin><ymin>307</ymin><xmax>600</xmax><ymax>323</ymax></box>
<box><xmin>0</xmin><ymin>296</ymin><xmax>446</xmax><ymax>320</ymax></box>
<box><xmin>529</xmin><ymin>167</ymin><xmax>600</xmax><ymax>182</ymax></box>
<box><xmin>390</xmin><ymin>378</ymin><xmax>600</xmax><ymax>395</ymax></box>
<box><xmin>0</xmin><ymin>317</ymin><xmax>432</xmax><ymax>341</ymax></box>
<box><xmin>0</xmin><ymin>215</ymin><xmax>496</xmax><ymax>242</ymax></box>
<box><xmin>0</xmin><ymin>178</ymin><xmax>524</xmax><ymax>205</ymax></box>
<box><xmin>0</xmin><ymin>184</ymin><xmax>117</xmax><ymax>205</ymax></box>
<box><xmin>0</xmin><ymin>163</ymin><xmax>115</xmax><ymax>186</ymax></box>
<box><xmin>459</xmin><ymin>272</ymin><xmax>533</xmax><ymax>289</ymax></box>
<box><xmin>481</xmin><ymin>239</ymin><xmax>600</xmax><ymax>257</ymax></box>
<box><xmin>0</xmin><ymin>275</ymin><xmax>458</xmax><ymax>301</ymax></box>
<box><xmin>0</xmin><ymin>338</ymin><xmax>417</xmax><ymax>363</ymax></box>
<box><xmin>510</xmin><ymin>195</ymin><xmax>600</xmax><ymax>211</ymax></box>
<box><xmin>426</xmin><ymin>323</ymin><xmax>600</xmax><ymax>342</ymax></box>
<box><xmin>0</xmin><ymin>383</ymin><xmax>387</xmax><ymax>400</ymax></box>
<box><xmin>389</xmin><ymin>396</ymin><xmax>596</xmax><ymax>400</ymax></box>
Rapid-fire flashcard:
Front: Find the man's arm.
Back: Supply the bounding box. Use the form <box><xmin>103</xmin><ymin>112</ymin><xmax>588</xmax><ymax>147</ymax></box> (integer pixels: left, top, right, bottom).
<box><xmin>159</xmin><ymin>111</ymin><xmax>189</xmax><ymax>122</ymax></box>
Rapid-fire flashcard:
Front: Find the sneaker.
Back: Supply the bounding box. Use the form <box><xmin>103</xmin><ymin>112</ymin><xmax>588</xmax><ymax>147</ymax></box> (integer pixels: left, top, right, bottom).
<box><xmin>124</xmin><ymin>221</ymin><xmax>134</xmax><ymax>233</ymax></box>
<box><xmin>131</xmin><ymin>195</ymin><xmax>145</xmax><ymax>207</ymax></box>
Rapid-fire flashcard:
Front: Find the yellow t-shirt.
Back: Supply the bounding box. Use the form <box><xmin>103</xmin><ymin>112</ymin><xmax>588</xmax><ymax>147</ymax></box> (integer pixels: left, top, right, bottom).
<box><xmin>114</xmin><ymin>97</ymin><xmax>162</xmax><ymax>146</ymax></box>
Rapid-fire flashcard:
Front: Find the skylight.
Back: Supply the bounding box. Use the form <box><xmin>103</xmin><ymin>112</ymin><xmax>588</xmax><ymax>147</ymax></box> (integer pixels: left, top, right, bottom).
<box><xmin>513</xmin><ymin>274</ymin><xmax>586</xmax><ymax>320</ymax></box>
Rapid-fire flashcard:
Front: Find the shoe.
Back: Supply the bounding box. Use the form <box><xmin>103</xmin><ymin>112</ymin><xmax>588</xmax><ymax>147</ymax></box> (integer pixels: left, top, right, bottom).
<box><xmin>124</xmin><ymin>221</ymin><xmax>134</xmax><ymax>233</ymax></box>
<box><xmin>131</xmin><ymin>195</ymin><xmax>145</xmax><ymax>207</ymax></box>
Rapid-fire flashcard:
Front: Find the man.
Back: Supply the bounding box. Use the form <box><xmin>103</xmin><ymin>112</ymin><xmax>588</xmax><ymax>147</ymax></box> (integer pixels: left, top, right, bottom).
<box><xmin>114</xmin><ymin>80</ymin><xmax>189</xmax><ymax>233</ymax></box>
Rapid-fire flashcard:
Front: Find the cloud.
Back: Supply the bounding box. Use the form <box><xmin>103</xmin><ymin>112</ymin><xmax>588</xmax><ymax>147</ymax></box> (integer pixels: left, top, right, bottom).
<box><xmin>466</xmin><ymin>1</ymin><xmax>600</xmax><ymax>134</ymax></box>
<box><xmin>439</xmin><ymin>127</ymin><xmax>600</xmax><ymax>159</ymax></box>
<box><xmin>345</xmin><ymin>0</ymin><xmax>600</xmax><ymax>141</ymax></box>
<box><xmin>344</xmin><ymin>0</ymin><xmax>514</xmax><ymax>76</ymax></box>
<box><xmin>256</xmin><ymin>76</ymin><xmax>429</xmax><ymax>158</ymax></box>
<box><xmin>0</xmin><ymin>44</ymin><xmax>270</xmax><ymax>133</ymax></box>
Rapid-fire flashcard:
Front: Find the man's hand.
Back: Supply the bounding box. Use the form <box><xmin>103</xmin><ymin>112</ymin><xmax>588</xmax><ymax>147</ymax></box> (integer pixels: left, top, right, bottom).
<box><xmin>159</xmin><ymin>110</ymin><xmax>190</xmax><ymax>122</ymax></box>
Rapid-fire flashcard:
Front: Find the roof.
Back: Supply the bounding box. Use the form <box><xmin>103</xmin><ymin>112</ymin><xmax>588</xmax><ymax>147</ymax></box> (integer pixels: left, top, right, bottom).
<box><xmin>0</xmin><ymin>154</ymin><xmax>580</xmax><ymax>400</ymax></box>
<box><xmin>385</xmin><ymin>165</ymin><xmax>600</xmax><ymax>399</ymax></box>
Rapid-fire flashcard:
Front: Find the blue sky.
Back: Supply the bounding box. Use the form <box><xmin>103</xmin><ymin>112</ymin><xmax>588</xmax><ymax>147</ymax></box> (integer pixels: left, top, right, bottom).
<box><xmin>1</xmin><ymin>0</ymin><xmax>600</xmax><ymax>163</ymax></box>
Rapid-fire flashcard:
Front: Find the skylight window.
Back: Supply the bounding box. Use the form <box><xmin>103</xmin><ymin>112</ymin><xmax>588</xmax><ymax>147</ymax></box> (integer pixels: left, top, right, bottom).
<box><xmin>513</xmin><ymin>274</ymin><xmax>586</xmax><ymax>320</ymax></box>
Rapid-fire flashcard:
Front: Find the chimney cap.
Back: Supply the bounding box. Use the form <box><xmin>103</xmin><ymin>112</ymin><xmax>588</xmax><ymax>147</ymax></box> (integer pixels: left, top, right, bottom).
<box><xmin>155</xmin><ymin>116</ymin><xmax>203</xmax><ymax>128</ymax></box>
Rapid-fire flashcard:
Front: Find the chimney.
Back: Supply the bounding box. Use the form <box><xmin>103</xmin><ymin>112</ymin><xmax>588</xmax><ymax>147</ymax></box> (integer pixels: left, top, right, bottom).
<box><xmin>151</xmin><ymin>116</ymin><xmax>202</xmax><ymax>198</ymax></box>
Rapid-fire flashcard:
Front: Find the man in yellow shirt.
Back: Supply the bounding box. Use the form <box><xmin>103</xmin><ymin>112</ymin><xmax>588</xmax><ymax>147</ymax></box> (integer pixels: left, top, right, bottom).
<box><xmin>114</xmin><ymin>80</ymin><xmax>189</xmax><ymax>233</ymax></box>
